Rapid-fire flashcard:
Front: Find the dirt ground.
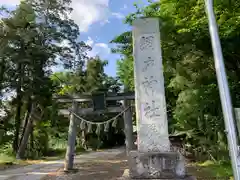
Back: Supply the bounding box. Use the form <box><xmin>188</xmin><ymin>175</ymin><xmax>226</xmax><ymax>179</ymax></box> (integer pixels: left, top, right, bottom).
<box><xmin>41</xmin><ymin>151</ymin><xmax>232</xmax><ymax>180</ymax></box>
<box><xmin>41</xmin><ymin>152</ymin><xmax>128</xmax><ymax>180</ymax></box>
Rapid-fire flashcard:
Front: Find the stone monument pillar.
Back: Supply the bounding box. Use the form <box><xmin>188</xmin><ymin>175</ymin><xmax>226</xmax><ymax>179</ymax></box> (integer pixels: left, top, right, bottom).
<box><xmin>133</xmin><ymin>18</ymin><xmax>170</xmax><ymax>153</ymax></box>
<box><xmin>122</xmin><ymin>18</ymin><xmax>195</xmax><ymax>180</ymax></box>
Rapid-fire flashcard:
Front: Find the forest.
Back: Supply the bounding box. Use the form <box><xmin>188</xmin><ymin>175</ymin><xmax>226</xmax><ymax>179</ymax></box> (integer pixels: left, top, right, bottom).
<box><xmin>0</xmin><ymin>0</ymin><xmax>240</xmax><ymax>177</ymax></box>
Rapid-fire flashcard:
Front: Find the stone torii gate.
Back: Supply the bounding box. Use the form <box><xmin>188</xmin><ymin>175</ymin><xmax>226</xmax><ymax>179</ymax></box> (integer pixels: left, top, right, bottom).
<box><xmin>55</xmin><ymin>92</ymin><xmax>136</xmax><ymax>171</ymax></box>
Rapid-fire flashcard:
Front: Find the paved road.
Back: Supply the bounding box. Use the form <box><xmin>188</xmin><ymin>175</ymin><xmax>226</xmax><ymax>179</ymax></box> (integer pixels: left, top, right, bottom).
<box><xmin>0</xmin><ymin>148</ymin><xmax>125</xmax><ymax>180</ymax></box>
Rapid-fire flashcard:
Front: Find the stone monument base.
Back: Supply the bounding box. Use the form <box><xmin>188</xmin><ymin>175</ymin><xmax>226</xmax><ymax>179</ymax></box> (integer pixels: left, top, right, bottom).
<box><xmin>123</xmin><ymin>151</ymin><xmax>195</xmax><ymax>180</ymax></box>
<box><xmin>117</xmin><ymin>169</ymin><xmax>196</xmax><ymax>180</ymax></box>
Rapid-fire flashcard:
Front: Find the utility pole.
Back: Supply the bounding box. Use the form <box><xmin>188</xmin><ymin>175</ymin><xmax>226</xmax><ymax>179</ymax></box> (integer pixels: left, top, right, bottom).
<box><xmin>205</xmin><ymin>0</ymin><xmax>240</xmax><ymax>179</ymax></box>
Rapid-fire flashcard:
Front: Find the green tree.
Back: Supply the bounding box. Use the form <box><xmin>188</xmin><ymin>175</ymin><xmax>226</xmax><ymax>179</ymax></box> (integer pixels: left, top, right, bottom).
<box><xmin>50</xmin><ymin>55</ymin><xmax>123</xmax><ymax>150</ymax></box>
<box><xmin>0</xmin><ymin>0</ymin><xmax>89</xmax><ymax>157</ymax></box>
<box><xmin>111</xmin><ymin>32</ymin><xmax>134</xmax><ymax>90</ymax></box>
<box><xmin>111</xmin><ymin>0</ymin><xmax>240</xmax><ymax>160</ymax></box>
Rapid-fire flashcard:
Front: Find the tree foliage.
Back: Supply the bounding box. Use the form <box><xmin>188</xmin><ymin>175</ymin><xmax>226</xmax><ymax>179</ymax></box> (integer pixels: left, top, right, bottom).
<box><xmin>111</xmin><ymin>0</ymin><xmax>240</xmax><ymax>160</ymax></box>
<box><xmin>0</xmin><ymin>0</ymin><xmax>121</xmax><ymax>158</ymax></box>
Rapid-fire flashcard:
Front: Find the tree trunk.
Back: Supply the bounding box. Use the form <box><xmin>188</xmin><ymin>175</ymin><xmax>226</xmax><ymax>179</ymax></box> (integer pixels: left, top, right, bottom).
<box><xmin>13</xmin><ymin>63</ymin><xmax>23</xmax><ymax>153</ymax></box>
<box><xmin>19</xmin><ymin>98</ymin><xmax>32</xmax><ymax>146</ymax></box>
<box><xmin>16</xmin><ymin>103</ymin><xmax>35</xmax><ymax>159</ymax></box>
<box><xmin>0</xmin><ymin>59</ymin><xmax>5</xmax><ymax>91</ymax></box>
<box><xmin>30</xmin><ymin>125</ymin><xmax>34</xmax><ymax>157</ymax></box>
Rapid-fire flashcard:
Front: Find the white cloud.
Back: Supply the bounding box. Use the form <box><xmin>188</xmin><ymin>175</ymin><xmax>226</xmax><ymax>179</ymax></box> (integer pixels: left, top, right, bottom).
<box><xmin>100</xmin><ymin>19</ymin><xmax>110</xmax><ymax>26</ymax></box>
<box><xmin>121</xmin><ymin>4</ymin><xmax>127</xmax><ymax>10</ymax></box>
<box><xmin>71</xmin><ymin>0</ymin><xmax>110</xmax><ymax>32</ymax></box>
<box><xmin>0</xmin><ymin>0</ymin><xmax>18</xmax><ymax>6</ymax></box>
<box><xmin>0</xmin><ymin>0</ymin><xmax>110</xmax><ymax>32</ymax></box>
<box><xmin>89</xmin><ymin>43</ymin><xmax>110</xmax><ymax>59</ymax></box>
<box><xmin>111</xmin><ymin>12</ymin><xmax>124</xmax><ymax>19</ymax></box>
<box><xmin>85</xmin><ymin>37</ymin><xmax>110</xmax><ymax>59</ymax></box>
<box><xmin>95</xmin><ymin>43</ymin><xmax>110</xmax><ymax>54</ymax></box>
<box><xmin>85</xmin><ymin>37</ymin><xmax>94</xmax><ymax>47</ymax></box>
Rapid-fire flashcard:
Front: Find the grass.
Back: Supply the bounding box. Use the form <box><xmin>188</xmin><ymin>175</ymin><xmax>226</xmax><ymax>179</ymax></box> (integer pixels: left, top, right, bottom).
<box><xmin>188</xmin><ymin>160</ymin><xmax>233</xmax><ymax>179</ymax></box>
<box><xmin>42</xmin><ymin>146</ymin><xmax>85</xmax><ymax>161</ymax></box>
<box><xmin>0</xmin><ymin>146</ymin><xmax>85</xmax><ymax>170</ymax></box>
<box><xmin>0</xmin><ymin>154</ymin><xmax>32</xmax><ymax>170</ymax></box>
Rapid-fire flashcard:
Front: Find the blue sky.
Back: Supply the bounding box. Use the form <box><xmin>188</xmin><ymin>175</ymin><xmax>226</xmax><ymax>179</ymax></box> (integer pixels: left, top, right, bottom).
<box><xmin>0</xmin><ymin>0</ymin><xmax>150</xmax><ymax>77</ymax></box>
